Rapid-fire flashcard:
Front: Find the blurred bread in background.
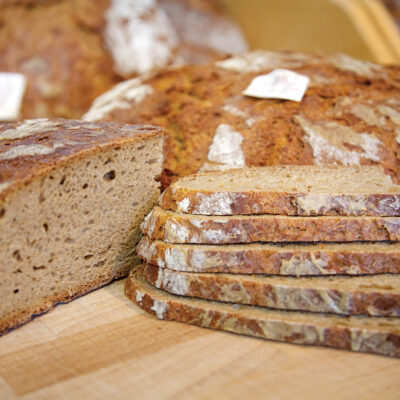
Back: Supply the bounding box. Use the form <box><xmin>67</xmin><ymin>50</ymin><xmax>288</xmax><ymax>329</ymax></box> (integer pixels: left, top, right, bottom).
<box><xmin>0</xmin><ymin>0</ymin><xmax>247</xmax><ymax>120</ymax></box>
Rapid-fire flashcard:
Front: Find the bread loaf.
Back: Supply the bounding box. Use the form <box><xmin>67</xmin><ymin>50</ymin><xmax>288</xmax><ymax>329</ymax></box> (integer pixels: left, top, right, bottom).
<box><xmin>141</xmin><ymin>206</ymin><xmax>400</xmax><ymax>244</ymax></box>
<box><xmin>0</xmin><ymin>118</ymin><xmax>163</xmax><ymax>333</ymax></box>
<box><xmin>138</xmin><ymin>236</ymin><xmax>400</xmax><ymax>275</ymax></box>
<box><xmin>84</xmin><ymin>50</ymin><xmax>400</xmax><ymax>189</ymax></box>
<box><xmin>159</xmin><ymin>165</ymin><xmax>400</xmax><ymax>216</ymax></box>
<box><xmin>0</xmin><ymin>0</ymin><xmax>247</xmax><ymax>119</ymax></box>
<box><xmin>141</xmin><ymin>263</ymin><xmax>400</xmax><ymax>316</ymax></box>
<box><xmin>126</xmin><ymin>266</ymin><xmax>400</xmax><ymax>358</ymax></box>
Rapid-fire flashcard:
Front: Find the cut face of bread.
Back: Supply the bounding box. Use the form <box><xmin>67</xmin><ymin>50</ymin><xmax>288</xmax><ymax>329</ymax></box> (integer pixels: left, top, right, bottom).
<box><xmin>159</xmin><ymin>166</ymin><xmax>400</xmax><ymax>216</ymax></box>
<box><xmin>0</xmin><ymin>119</ymin><xmax>163</xmax><ymax>333</ymax></box>
<box><xmin>141</xmin><ymin>207</ymin><xmax>400</xmax><ymax>244</ymax></box>
<box><xmin>137</xmin><ymin>236</ymin><xmax>400</xmax><ymax>275</ymax></box>
<box><xmin>141</xmin><ymin>263</ymin><xmax>400</xmax><ymax>316</ymax></box>
<box><xmin>126</xmin><ymin>266</ymin><xmax>400</xmax><ymax>358</ymax></box>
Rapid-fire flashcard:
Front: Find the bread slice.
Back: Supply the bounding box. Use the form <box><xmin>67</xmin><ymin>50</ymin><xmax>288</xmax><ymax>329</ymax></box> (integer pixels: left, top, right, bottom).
<box><xmin>0</xmin><ymin>119</ymin><xmax>163</xmax><ymax>333</ymax></box>
<box><xmin>141</xmin><ymin>207</ymin><xmax>400</xmax><ymax>244</ymax></box>
<box><xmin>141</xmin><ymin>263</ymin><xmax>400</xmax><ymax>316</ymax></box>
<box><xmin>159</xmin><ymin>166</ymin><xmax>400</xmax><ymax>216</ymax></box>
<box><xmin>137</xmin><ymin>236</ymin><xmax>400</xmax><ymax>275</ymax></box>
<box><xmin>126</xmin><ymin>266</ymin><xmax>400</xmax><ymax>358</ymax></box>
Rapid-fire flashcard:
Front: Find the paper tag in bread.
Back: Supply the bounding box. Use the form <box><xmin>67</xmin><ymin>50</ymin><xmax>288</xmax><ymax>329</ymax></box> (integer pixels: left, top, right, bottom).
<box><xmin>242</xmin><ymin>69</ymin><xmax>309</xmax><ymax>102</ymax></box>
<box><xmin>0</xmin><ymin>73</ymin><xmax>27</xmax><ymax>121</ymax></box>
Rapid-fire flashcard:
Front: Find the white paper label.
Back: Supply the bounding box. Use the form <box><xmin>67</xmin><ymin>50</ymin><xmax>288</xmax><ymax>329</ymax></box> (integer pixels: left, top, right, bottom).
<box><xmin>242</xmin><ymin>69</ymin><xmax>309</xmax><ymax>102</ymax></box>
<box><xmin>0</xmin><ymin>73</ymin><xmax>27</xmax><ymax>121</ymax></box>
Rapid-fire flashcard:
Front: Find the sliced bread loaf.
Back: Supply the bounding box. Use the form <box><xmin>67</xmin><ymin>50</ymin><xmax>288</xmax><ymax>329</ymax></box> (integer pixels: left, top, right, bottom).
<box><xmin>141</xmin><ymin>207</ymin><xmax>400</xmax><ymax>244</ymax></box>
<box><xmin>138</xmin><ymin>236</ymin><xmax>400</xmax><ymax>275</ymax></box>
<box><xmin>159</xmin><ymin>166</ymin><xmax>400</xmax><ymax>216</ymax></box>
<box><xmin>141</xmin><ymin>263</ymin><xmax>400</xmax><ymax>316</ymax></box>
<box><xmin>126</xmin><ymin>266</ymin><xmax>400</xmax><ymax>358</ymax></box>
<box><xmin>0</xmin><ymin>119</ymin><xmax>163</xmax><ymax>333</ymax></box>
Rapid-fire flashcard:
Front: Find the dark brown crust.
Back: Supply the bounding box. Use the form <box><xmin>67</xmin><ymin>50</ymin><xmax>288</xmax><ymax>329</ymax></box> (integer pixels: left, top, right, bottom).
<box><xmin>137</xmin><ymin>236</ymin><xmax>400</xmax><ymax>275</ymax></box>
<box><xmin>0</xmin><ymin>263</ymin><xmax>129</xmax><ymax>335</ymax></box>
<box><xmin>160</xmin><ymin>185</ymin><xmax>400</xmax><ymax>217</ymax></box>
<box><xmin>142</xmin><ymin>207</ymin><xmax>400</xmax><ymax>243</ymax></box>
<box><xmin>126</xmin><ymin>266</ymin><xmax>400</xmax><ymax>358</ymax></box>
<box><xmin>141</xmin><ymin>263</ymin><xmax>400</xmax><ymax>316</ymax></box>
<box><xmin>0</xmin><ymin>119</ymin><xmax>163</xmax><ymax>205</ymax></box>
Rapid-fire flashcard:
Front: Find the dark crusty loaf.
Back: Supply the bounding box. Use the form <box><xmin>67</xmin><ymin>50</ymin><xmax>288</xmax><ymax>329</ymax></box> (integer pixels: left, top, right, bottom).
<box><xmin>84</xmin><ymin>50</ymin><xmax>400</xmax><ymax>189</ymax></box>
<box><xmin>141</xmin><ymin>206</ymin><xmax>400</xmax><ymax>244</ymax></box>
<box><xmin>159</xmin><ymin>165</ymin><xmax>400</xmax><ymax>216</ymax></box>
<box><xmin>0</xmin><ymin>119</ymin><xmax>163</xmax><ymax>333</ymax></box>
<box><xmin>138</xmin><ymin>236</ymin><xmax>400</xmax><ymax>275</ymax></box>
<box><xmin>0</xmin><ymin>0</ymin><xmax>247</xmax><ymax>119</ymax></box>
<box><xmin>141</xmin><ymin>263</ymin><xmax>400</xmax><ymax>316</ymax></box>
<box><xmin>126</xmin><ymin>266</ymin><xmax>400</xmax><ymax>358</ymax></box>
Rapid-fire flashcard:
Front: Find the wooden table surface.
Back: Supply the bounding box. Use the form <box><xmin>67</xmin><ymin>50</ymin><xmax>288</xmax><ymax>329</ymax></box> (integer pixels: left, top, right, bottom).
<box><xmin>0</xmin><ymin>279</ymin><xmax>399</xmax><ymax>400</ymax></box>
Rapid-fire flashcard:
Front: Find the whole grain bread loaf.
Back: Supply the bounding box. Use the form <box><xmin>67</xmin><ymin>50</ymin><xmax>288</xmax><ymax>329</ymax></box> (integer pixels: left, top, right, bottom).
<box><xmin>159</xmin><ymin>165</ymin><xmax>400</xmax><ymax>216</ymax></box>
<box><xmin>141</xmin><ymin>263</ymin><xmax>400</xmax><ymax>316</ymax></box>
<box><xmin>126</xmin><ymin>266</ymin><xmax>400</xmax><ymax>358</ymax></box>
<box><xmin>0</xmin><ymin>118</ymin><xmax>162</xmax><ymax>333</ymax></box>
<box><xmin>0</xmin><ymin>0</ymin><xmax>247</xmax><ymax>119</ymax></box>
<box><xmin>141</xmin><ymin>206</ymin><xmax>400</xmax><ymax>244</ymax></box>
<box><xmin>138</xmin><ymin>236</ymin><xmax>400</xmax><ymax>275</ymax></box>
<box><xmin>84</xmin><ymin>50</ymin><xmax>400</xmax><ymax>189</ymax></box>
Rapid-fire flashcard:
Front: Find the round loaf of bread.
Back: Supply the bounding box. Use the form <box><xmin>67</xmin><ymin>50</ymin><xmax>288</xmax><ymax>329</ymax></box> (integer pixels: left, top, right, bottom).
<box><xmin>0</xmin><ymin>0</ymin><xmax>247</xmax><ymax>119</ymax></box>
<box><xmin>84</xmin><ymin>50</ymin><xmax>400</xmax><ymax>188</ymax></box>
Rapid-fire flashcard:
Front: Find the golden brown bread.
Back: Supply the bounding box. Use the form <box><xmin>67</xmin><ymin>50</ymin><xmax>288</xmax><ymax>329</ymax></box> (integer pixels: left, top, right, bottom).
<box><xmin>84</xmin><ymin>50</ymin><xmax>400</xmax><ymax>189</ymax></box>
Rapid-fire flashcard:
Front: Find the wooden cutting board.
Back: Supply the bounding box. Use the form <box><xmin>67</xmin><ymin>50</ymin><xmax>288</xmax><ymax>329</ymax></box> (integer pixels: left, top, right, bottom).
<box><xmin>0</xmin><ymin>280</ymin><xmax>399</xmax><ymax>399</ymax></box>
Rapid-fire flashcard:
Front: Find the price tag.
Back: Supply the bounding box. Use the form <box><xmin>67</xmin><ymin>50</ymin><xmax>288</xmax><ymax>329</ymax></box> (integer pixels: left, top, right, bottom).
<box><xmin>243</xmin><ymin>69</ymin><xmax>309</xmax><ymax>102</ymax></box>
<box><xmin>0</xmin><ymin>73</ymin><xmax>27</xmax><ymax>121</ymax></box>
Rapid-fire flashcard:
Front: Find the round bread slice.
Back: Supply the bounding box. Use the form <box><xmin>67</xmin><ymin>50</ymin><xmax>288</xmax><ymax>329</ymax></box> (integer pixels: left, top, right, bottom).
<box><xmin>141</xmin><ymin>206</ymin><xmax>400</xmax><ymax>244</ymax></box>
<box><xmin>137</xmin><ymin>236</ymin><xmax>400</xmax><ymax>275</ymax></box>
<box><xmin>159</xmin><ymin>165</ymin><xmax>400</xmax><ymax>216</ymax></box>
<box><xmin>141</xmin><ymin>263</ymin><xmax>400</xmax><ymax>316</ymax></box>
<box><xmin>0</xmin><ymin>119</ymin><xmax>162</xmax><ymax>333</ymax></box>
<box><xmin>84</xmin><ymin>50</ymin><xmax>400</xmax><ymax>189</ymax></box>
<box><xmin>126</xmin><ymin>265</ymin><xmax>400</xmax><ymax>358</ymax></box>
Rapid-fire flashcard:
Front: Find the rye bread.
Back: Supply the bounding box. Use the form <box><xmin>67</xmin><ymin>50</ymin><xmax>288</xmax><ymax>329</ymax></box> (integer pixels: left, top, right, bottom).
<box><xmin>141</xmin><ymin>263</ymin><xmax>400</xmax><ymax>316</ymax></box>
<box><xmin>83</xmin><ymin>50</ymin><xmax>400</xmax><ymax>189</ymax></box>
<box><xmin>141</xmin><ymin>207</ymin><xmax>400</xmax><ymax>244</ymax></box>
<box><xmin>159</xmin><ymin>166</ymin><xmax>400</xmax><ymax>216</ymax></box>
<box><xmin>126</xmin><ymin>265</ymin><xmax>400</xmax><ymax>358</ymax></box>
<box><xmin>0</xmin><ymin>119</ymin><xmax>162</xmax><ymax>333</ymax></box>
<box><xmin>138</xmin><ymin>236</ymin><xmax>400</xmax><ymax>275</ymax></box>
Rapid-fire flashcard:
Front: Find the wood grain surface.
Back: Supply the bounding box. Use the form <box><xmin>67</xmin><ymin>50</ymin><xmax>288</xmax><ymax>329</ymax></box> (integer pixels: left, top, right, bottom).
<box><xmin>0</xmin><ymin>279</ymin><xmax>399</xmax><ymax>400</ymax></box>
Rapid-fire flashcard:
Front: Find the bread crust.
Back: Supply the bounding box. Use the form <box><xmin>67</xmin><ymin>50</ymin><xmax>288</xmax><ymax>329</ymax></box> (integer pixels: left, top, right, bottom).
<box><xmin>137</xmin><ymin>236</ymin><xmax>400</xmax><ymax>275</ymax></box>
<box><xmin>126</xmin><ymin>266</ymin><xmax>400</xmax><ymax>358</ymax></box>
<box><xmin>141</xmin><ymin>207</ymin><xmax>400</xmax><ymax>243</ymax></box>
<box><xmin>0</xmin><ymin>119</ymin><xmax>162</xmax><ymax>205</ymax></box>
<box><xmin>84</xmin><ymin>50</ymin><xmax>400</xmax><ymax>189</ymax></box>
<box><xmin>159</xmin><ymin>167</ymin><xmax>400</xmax><ymax>217</ymax></box>
<box><xmin>141</xmin><ymin>263</ymin><xmax>400</xmax><ymax>316</ymax></box>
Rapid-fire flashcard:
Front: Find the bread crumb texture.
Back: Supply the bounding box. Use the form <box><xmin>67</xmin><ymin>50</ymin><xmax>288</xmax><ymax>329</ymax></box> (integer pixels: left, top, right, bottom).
<box><xmin>0</xmin><ymin>119</ymin><xmax>163</xmax><ymax>333</ymax></box>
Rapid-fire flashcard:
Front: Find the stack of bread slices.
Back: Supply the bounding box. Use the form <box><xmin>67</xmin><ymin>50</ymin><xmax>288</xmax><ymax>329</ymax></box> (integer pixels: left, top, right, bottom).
<box><xmin>125</xmin><ymin>165</ymin><xmax>400</xmax><ymax>358</ymax></box>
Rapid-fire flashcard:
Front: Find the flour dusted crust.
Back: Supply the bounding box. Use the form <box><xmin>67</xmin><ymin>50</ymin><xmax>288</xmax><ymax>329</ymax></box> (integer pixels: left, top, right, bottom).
<box><xmin>137</xmin><ymin>236</ymin><xmax>400</xmax><ymax>275</ymax></box>
<box><xmin>159</xmin><ymin>166</ymin><xmax>400</xmax><ymax>217</ymax></box>
<box><xmin>141</xmin><ymin>207</ymin><xmax>400</xmax><ymax>244</ymax></box>
<box><xmin>126</xmin><ymin>266</ymin><xmax>400</xmax><ymax>358</ymax></box>
<box><xmin>0</xmin><ymin>0</ymin><xmax>247</xmax><ymax>119</ymax></box>
<box><xmin>141</xmin><ymin>263</ymin><xmax>400</xmax><ymax>316</ymax></box>
<box><xmin>84</xmin><ymin>50</ymin><xmax>400</xmax><ymax>189</ymax></box>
